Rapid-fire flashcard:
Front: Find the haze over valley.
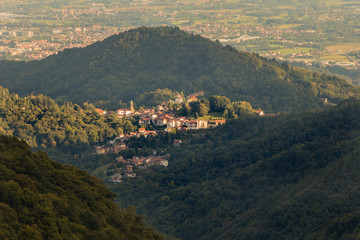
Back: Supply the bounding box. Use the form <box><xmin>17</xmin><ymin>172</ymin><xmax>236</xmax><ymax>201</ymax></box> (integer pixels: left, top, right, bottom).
<box><xmin>0</xmin><ymin>1</ymin><xmax>360</xmax><ymax>239</ymax></box>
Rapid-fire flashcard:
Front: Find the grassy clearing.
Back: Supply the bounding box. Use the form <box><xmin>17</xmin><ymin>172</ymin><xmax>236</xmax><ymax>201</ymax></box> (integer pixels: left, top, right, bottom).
<box><xmin>219</xmin><ymin>15</ymin><xmax>257</xmax><ymax>24</ymax></box>
<box><xmin>93</xmin><ymin>162</ymin><xmax>113</xmax><ymax>176</ymax></box>
<box><xmin>29</xmin><ymin>19</ymin><xmax>74</xmax><ymax>27</ymax></box>
<box><xmin>268</xmin><ymin>14</ymin><xmax>287</xmax><ymax>20</ymax></box>
<box><xmin>320</xmin><ymin>54</ymin><xmax>349</xmax><ymax>62</ymax></box>
<box><xmin>323</xmin><ymin>0</ymin><xmax>358</xmax><ymax>6</ymax></box>
<box><xmin>0</xmin><ymin>0</ymin><xmax>17</xmax><ymax>3</ymax></box>
<box><xmin>326</xmin><ymin>44</ymin><xmax>360</xmax><ymax>52</ymax></box>
<box><xmin>277</xmin><ymin>24</ymin><xmax>301</xmax><ymax>29</ymax></box>
<box><xmin>278</xmin><ymin>48</ymin><xmax>313</xmax><ymax>54</ymax></box>
<box><xmin>269</xmin><ymin>44</ymin><xmax>284</xmax><ymax>49</ymax></box>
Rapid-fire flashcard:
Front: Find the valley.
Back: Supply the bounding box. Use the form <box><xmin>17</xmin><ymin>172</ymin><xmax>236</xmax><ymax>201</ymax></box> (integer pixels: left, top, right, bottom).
<box><xmin>0</xmin><ymin>22</ymin><xmax>360</xmax><ymax>239</ymax></box>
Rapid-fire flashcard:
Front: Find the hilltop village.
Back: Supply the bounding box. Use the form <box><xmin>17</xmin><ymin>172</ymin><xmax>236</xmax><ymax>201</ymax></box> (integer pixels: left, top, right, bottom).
<box><xmin>93</xmin><ymin>92</ymin><xmax>231</xmax><ymax>182</ymax></box>
<box><xmin>95</xmin><ymin>91</ymin><xmax>228</xmax><ymax>153</ymax></box>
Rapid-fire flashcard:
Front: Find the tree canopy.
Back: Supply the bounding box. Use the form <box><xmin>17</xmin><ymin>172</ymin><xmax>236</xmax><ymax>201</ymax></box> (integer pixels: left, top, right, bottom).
<box><xmin>0</xmin><ymin>135</ymin><xmax>163</xmax><ymax>239</ymax></box>
<box><xmin>0</xmin><ymin>86</ymin><xmax>135</xmax><ymax>148</ymax></box>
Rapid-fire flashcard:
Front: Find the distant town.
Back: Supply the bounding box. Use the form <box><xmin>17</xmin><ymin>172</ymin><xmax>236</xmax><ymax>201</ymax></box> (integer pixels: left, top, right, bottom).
<box><xmin>0</xmin><ymin>0</ymin><xmax>358</xmax><ymax>74</ymax></box>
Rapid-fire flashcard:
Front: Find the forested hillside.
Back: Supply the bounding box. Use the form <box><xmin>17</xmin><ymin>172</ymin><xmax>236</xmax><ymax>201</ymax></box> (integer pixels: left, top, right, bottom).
<box><xmin>0</xmin><ymin>135</ymin><xmax>163</xmax><ymax>239</ymax></box>
<box><xmin>0</xmin><ymin>27</ymin><xmax>358</xmax><ymax>111</ymax></box>
<box><xmin>112</xmin><ymin>98</ymin><xmax>360</xmax><ymax>240</ymax></box>
<box><xmin>0</xmin><ymin>86</ymin><xmax>135</xmax><ymax>148</ymax></box>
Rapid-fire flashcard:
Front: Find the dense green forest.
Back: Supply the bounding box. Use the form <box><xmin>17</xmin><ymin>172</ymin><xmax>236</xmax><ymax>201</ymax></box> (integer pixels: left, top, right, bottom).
<box><xmin>0</xmin><ymin>86</ymin><xmax>136</xmax><ymax>148</ymax></box>
<box><xmin>291</xmin><ymin>62</ymin><xmax>360</xmax><ymax>86</ymax></box>
<box><xmin>0</xmin><ymin>27</ymin><xmax>358</xmax><ymax>111</ymax></box>
<box><xmin>134</xmin><ymin>88</ymin><xmax>183</xmax><ymax>108</ymax></box>
<box><xmin>112</xmin><ymin>98</ymin><xmax>360</xmax><ymax>240</ymax></box>
<box><xmin>0</xmin><ymin>135</ymin><xmax>163</xmax><ymax>239</ymax></box>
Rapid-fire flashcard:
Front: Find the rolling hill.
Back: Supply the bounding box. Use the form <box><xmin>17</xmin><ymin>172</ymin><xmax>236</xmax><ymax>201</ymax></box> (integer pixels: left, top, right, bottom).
<box><xmin>0</xmin><ymin>26</ymin><xmax>358</xmax><ymax>111</ymax></box>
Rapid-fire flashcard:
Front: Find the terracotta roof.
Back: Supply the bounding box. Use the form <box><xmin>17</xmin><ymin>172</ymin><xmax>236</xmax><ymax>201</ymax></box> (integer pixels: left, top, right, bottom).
<box><xmin>96</xmin><ymin>108</ymin><xmax>106</xmax><ymax>115</ymax></box>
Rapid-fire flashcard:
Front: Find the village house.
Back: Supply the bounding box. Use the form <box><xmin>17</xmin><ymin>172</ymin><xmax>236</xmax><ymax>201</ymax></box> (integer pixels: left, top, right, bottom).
<box><xmin>125</xmin><ymin>164</ymin><xmax>133</xmax><ymax>173</ymax></box>
<box><xmin>94</xmin><ymin>146</ymin><xmax>109</xmax><ymax>154</ymax></box>
<box><xmin>175</xmin><ymin>96</ymin><xmax>183</xmax><ymax>103</ymax></box>
<box><xmin>187</xmin><ymin>119</ymin><xmax>208</xmax><ymax>130</ymax></box>
<box><xmin>129</xmin><ymin>155</ymin><xmax>170</xmax><ymax>168</ymax></box>
<box><xmin>187</xmin><ymin>91</ymin><xmax>204</xmax><ymax>99</ymax></box>
<box><xmin>154</xmin><ymin>116</ymin><xmax>169</xmax><ymax>126</ymax></box>
<box><xmin>116</xmin><ymin>156</ymin><xmax>127</xmax><ymax>164</ymax></box>
<box><xmin>108</xmin><ymin>173</ymin><xmax>122</xmax><ymax>183</ymax></box>
<box><xmin>96</xmin><ymin>108</ymin><xmax>107</xmax><ymax>115</ymax></box>
<box><xmin>164</xmin><ymin>126</ymin><xmax>173</xmax><ymax>133</ymax></box>
<box><xmin>149</xmin><ymin>158</ymin><xmax>169</xmax><ymax>167</ymax></box>
<box><xmin>187</xmin><ymin>96</ymin><xmax>198</xmax><ymax>103</ymax></box>
<box><xmin>320</xmin><ymin>98</ymin><xmax>328</xmax><ymax>104</ymax></box>
<box><xmin>149</xmin><ymin>113</ymin><xmax>158</xmax><ymax>121</ymax></box>
<box><xmin>142</xmin><ymin>130</ymin><xmax>157</xmax><ymax>137</ymax></box>
<box><xmin>174</xmin><ymin>139</ymin><xmax>182</xmax><ymax>147</ymax></box>
<box><xmin>167</xmin><ymin>117</ymin><xmax>188</xmax><ymax>129</ymax></box>
<box><xmin>255</xmin><ymin>110</ymin><xmax>264</xmax><ymax>116</ymax></box>
<box><xmin>113</xmin><ymin>142</ymin><xmax>127</xmax><ymax>152</ymax></box>
<box><xmin>116</xmin><ymin>108</ymin><xmax>132</xmax><ymax>118</ymax></box>
<box><xmin>125</xmin><ymin>173</ymin><xmax>136</xmax><ymax>178</ymax></box>
<box><xmin>131</xmin><ymin>156</ymin><xmax>144</xmax><ymax>166</ymax></box>
<box><xmin>139</xmin><ymin>117</ymin><xmax>151</xmax><ymax>125</ymax></box>
<box><xmin>157</xmin><ymin>105</ymin><xmax>164</xmax><ymax>111</ymax></box>
<box><xmin>208</xmin><ymin>119</ymin><xmax>226</xmax><ymax>128</ymax></box>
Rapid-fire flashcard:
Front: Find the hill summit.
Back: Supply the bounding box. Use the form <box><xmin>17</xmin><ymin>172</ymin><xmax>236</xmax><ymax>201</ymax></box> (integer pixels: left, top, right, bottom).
<box><xmin>0</xmin><ymin>26</ymin><xmax>358</xmax><ymax>111</ymax></box>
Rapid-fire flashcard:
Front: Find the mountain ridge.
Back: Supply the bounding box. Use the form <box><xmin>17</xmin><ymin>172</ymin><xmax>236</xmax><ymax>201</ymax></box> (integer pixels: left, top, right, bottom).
<box><xmin>0</xmin><ymin>26</ymin><xmax>358</xmax><ymax>111</ymax></box>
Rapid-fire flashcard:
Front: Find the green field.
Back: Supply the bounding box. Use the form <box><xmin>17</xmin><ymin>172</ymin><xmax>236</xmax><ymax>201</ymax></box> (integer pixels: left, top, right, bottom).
<box><xmin>278</xmin><ymin>48</ymin><xmax>313</xmax><ymax>54</ymax></box>
<box><xmin>93</xmin><ymin>162</ymin><xmax>113</xmax><ymax>176</ymax></box>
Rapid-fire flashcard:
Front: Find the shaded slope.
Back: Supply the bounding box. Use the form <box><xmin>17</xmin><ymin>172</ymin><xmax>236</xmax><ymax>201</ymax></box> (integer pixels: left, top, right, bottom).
<box><xmin>0</xmin><ymin>135</ymin><xmax>163</xmax><ymax>239</ymax></box>
<box><xmin>0</xmin><ymin>26</ymin><xmax>358</xmax><ymax>111</ymax></box>
<box><xmin>112</xmin><ymin>98</ymin><xmax>360</xmax><ymax>240</ymax></box>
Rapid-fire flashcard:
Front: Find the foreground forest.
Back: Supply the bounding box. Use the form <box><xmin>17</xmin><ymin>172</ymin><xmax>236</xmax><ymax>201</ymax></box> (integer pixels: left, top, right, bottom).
<box><xmin>0</xmin><ymin>135</ymin><xmax>162</xmax><ymax>239</ymax></box>
<box><xmin>112</xmin><ymin>98</ymin><xmax>360</xmax><ymax>239</ymax></box>
<box><xmin>0</xmin><ymin>27</ymin><xmax>358</xmax><ymax>112</ymax></box>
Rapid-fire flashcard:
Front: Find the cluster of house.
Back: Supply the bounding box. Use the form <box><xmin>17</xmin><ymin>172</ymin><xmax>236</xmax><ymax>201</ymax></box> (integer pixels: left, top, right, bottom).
<box><xmin>94</xmin><ymin>128</ymin><xmax>157</xmax><ymax>154</ymax></box>
<box><xmin>96</xmin><ymin>92</ymin><xmax>226</xmax><ymax>134</ymax></box>
<box><xmin>94</xmin><ymin>141</ymin><xmax>127</xmax><ymax>155</ymax></box>
<box><xmin>116</xmin><ymin>154</ymin><xmax>169</xmax><ymax>167</ymax></box>
<box><xmin>165</xmin><ymin>118</ymin><xmax>226</xmax><ymax>132</ymax></box>
<box><xmin>136</xmin><ymin>92</ymin><xmax>227</xmax><ymax>131</ymax></box>
<box><xmin>138</xmin><ymin>111</ymin><xmax>226</xmax><ymax>132</ymax></box>
<box><xmin>108</xmin><ymin>154</ymin><xmax>169</xmax><ymax>182</ymax></box>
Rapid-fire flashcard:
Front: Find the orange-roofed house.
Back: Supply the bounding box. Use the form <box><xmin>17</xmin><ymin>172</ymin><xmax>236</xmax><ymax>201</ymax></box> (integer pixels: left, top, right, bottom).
<box><xmin>255</xmin><ymin>110</ymin><xmax>264</xmax><ymax>116</ymax></box>
<box><xmin>96</xmin><ymin>108</ymin><xmax>107</xmax><ymax>115</ymax></box>
<box><xmin>208</xmin><ymin>119</ymin><xmax>226</xmax><ymax>128</ymax></box>
<box><xmin>187</xmin><ymin>96</ymin><xmax>198</xmax><ymax>103</ymax></box>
